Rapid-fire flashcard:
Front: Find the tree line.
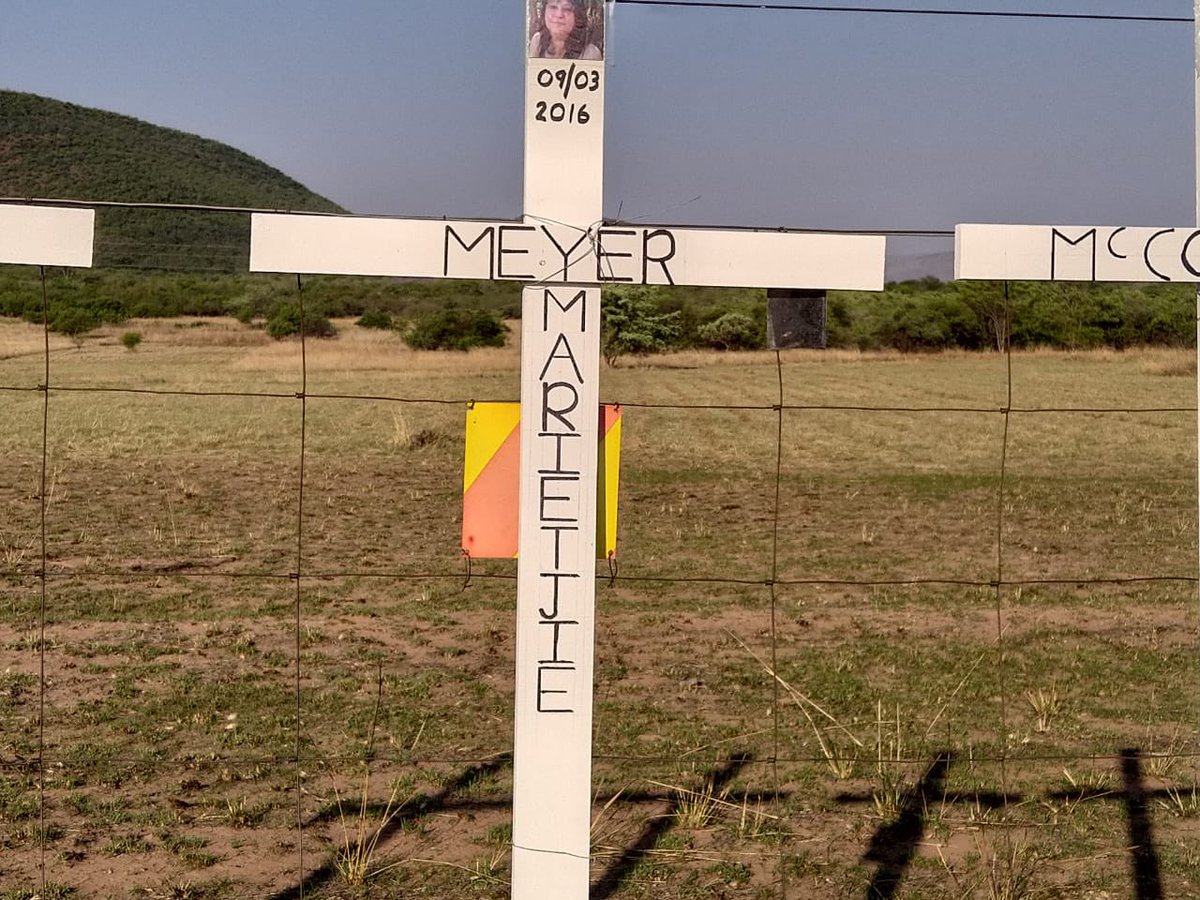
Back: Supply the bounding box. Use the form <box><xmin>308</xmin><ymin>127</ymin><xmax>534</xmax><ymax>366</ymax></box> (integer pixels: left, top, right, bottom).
<box><xmin>0</xmin><ymin>267</ymin><xmax>1192</xmax><ymax>355</ymax></box>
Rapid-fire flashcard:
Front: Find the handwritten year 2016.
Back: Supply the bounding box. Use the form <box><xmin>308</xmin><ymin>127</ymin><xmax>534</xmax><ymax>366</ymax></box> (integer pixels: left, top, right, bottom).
<box><xmin>535</xmin><ymin>101</ymin><xmax>590</xmax><ymax>125</ymax></box>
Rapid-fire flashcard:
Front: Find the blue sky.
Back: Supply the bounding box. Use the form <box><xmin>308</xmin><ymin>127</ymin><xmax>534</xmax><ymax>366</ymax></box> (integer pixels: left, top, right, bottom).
<box><xmin>1</xmin><ymin>1</ymin><xmax>1193</xmax><ymax>256</ymax></box>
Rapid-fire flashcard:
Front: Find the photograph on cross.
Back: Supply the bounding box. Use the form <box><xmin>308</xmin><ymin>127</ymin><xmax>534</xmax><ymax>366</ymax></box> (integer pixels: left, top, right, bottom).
<box><xmin>527</xmin><ymin>0</ymin><xmax>603</xmax><ymax>60</ymax></box>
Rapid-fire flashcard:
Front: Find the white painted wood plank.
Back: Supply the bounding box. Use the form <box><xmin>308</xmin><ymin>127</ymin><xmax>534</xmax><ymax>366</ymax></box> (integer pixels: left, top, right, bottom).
<box><xmin>956</xmin><ymin>223</ymin><xmax>1200</xmax><ymax>283</ymax></box>
<box><xmin>510</xmin><ymin>284</ymin><xmax>600</xmax><ymax>897</ymax></box>
<box><xmin>1191</xmin><ymin>2</ymin><xmax>1199</xmax><ymax>679</ymax></box>
<box><xmin>248</xmin><ymin>214</ymin><xmax>500</xmax><ymax>277</ymax></box>
<box><xmin>523</xmin><ymin>59</ymin><xmax>605</xmax><ymax>230</ymax></box>
<box><xmin>629</xmin><ymin>228</ymin><xmax>885</xmax><ymax>290</ymax></box>
<box><xmin>512</xmin><ymin>10</ymin><xmax>607</xmax><ymax>897</ymax></box>
<box><xmin>0</xmin><ymin>205</ymin><xmax>94</xmax><ymax>267</ymax></box>
<box><xmin>250</xmin><ymin>213</ymin><xmax>885</xmax><ymax>290</ymax></box>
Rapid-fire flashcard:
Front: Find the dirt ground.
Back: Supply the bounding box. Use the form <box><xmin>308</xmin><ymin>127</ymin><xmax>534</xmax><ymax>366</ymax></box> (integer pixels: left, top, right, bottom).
<box><xmin>1</xmin><ymin>317</ymin><xmax>1198</xmax><ymax>898</ymax></box>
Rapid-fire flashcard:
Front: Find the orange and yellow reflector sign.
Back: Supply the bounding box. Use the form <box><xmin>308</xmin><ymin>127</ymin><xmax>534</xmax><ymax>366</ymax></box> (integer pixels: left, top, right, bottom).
<box><xmin>462</xmin><ymin>403</ymin><xmax>621</xmax><ymax>559</ymax></box>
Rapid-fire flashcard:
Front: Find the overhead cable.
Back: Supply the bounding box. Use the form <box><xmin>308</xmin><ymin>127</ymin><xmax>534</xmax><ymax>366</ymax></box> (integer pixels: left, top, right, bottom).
<box><xmin>609</xmin><ymin>0</ymin><xmax>1190</xmax><ymax>24</ymax></box>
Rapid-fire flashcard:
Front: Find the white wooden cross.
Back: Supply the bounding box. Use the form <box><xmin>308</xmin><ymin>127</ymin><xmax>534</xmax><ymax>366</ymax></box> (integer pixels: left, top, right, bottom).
<box><xmin>955</xmin><ymin>224</ymin><xmax>1200</xmax><ymax>283</ymax></box>
<box><xmin>249</xmin><ymin>2</ymin><xmax>884</xmax><ymax>895</ymax></box>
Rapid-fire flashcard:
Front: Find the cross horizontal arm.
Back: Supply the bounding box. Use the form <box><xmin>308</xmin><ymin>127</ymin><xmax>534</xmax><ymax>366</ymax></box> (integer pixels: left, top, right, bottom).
<box><xmin>956</xmin><ymin>223</ymin><xmax>1200</xmax><ymax>283</ymax></box>
<box><xmin>249</xmin><ymin>212</ymin><xmax>885</xmax><ymax>290</ymax></box>
<box><xmin>0</xmin><ymin>204</ymin><xmax>94</xmax><ymax>267</ymax></box>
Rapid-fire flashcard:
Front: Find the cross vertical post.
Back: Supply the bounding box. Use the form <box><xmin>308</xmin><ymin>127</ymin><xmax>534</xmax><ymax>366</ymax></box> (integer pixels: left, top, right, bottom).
<box><xmin>1193</xmin><ymin>1</ymin><xmax>1200</xmax><ymax>667</ymax></box>
<box><xmin>510</xmin><ymin>2</ymin><xmax>607</xmax><ymax>894</ymax></box>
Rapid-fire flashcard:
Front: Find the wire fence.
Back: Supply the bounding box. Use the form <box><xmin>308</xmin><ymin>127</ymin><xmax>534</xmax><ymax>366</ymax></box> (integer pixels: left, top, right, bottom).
<box><xmin>1</xmin><ymin>204</ymin><xmax>1197</xmax><ymax>898</ymax></box>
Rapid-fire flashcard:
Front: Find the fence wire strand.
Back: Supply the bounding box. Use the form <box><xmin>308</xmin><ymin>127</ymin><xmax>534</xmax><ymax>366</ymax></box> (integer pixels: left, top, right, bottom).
<box><xmin>37</xmin><ymin>265</ymin><xmax>49</xmax><ymax>899</ymax></box>
<box><xmin>294</xmin><ymin>272</ymin><xmax>308</xmax><ymax>897</ymax></box>
<box><xmin>769</xmin><ymin>350</ymin><xmax>787</xmax><ymax>898</ymax></box>
<box><xmin>993</xmin><ymin>280</ymin><xmax>1013</xmax><ymax>799</ymax></box>
<box><xmin>8</xmin><ymin>567</ymin><xmax>1193</xmax><ymax>586</ymax></box>
<box><xmin>2</xmin><ymin>380</ymin><xmax>1189</xmax><ymax>414</ymax></box>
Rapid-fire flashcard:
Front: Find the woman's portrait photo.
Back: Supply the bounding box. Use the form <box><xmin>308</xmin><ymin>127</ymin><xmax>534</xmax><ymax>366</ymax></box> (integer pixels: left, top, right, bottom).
<box><xmin>528</xmin><ymin>0</ymin><xmax>603</xmax><ymax>61</ymax></box>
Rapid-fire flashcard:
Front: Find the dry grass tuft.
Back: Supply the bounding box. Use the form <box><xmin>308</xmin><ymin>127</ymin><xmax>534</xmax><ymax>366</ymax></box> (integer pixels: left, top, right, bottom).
<box><xmin>617</xmin><ymin>346</ymin><xmax>918</xmax><ymax>370</ymax></box>
<box><xmin>0</xmin><ymin>319</ymin><xmax>76</xmax><ymax>356</ymax></box>
<box><xmin>984</xmin><ymin>835</ymin><xmax>1041</xmax><ymax>900</ymax></box>
<box><xmin>1143</xmin><ymin>351</ymin><xmax>1196</xmax><ymax>377</ymax></box>
<box><xmin>233</xmin><ymin>321</ymin><xmax>519</xmax><ymax>374</ymax></box>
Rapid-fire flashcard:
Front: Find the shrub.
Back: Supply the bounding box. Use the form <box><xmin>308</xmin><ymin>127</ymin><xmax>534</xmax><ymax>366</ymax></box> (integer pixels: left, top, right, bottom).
<box><xmin>225</xmin><ymin>299</ymin><xmax>257</xmax><ymax>325</ymax></box>
<box><xmin>698</xmin><ymin>311</ymin><xmax>763</xmax><ymax>350</ymax></box>
<box><xmin>403</xmin><ymin>308</ymin><xmax>506</xmax><ymax>351</ymax></box>
<box><xmin>600</xmin><ymin>287</ymin><xmax>681</xmax><ymax>365</ymax></box>
<box><xmin>49</xmin><ymin>306</ymin><xmax>99</xmax><ymax>338</ymax></box>
<box><xmin>879</xmin><ymin>296</ymin><xmax>983</xmax><ymax>352</ymax></box>
<box><xmin>84</xmin><ymin>294</ymin><xmax>128</xmax><ymax>324</ymax></box>
<box><xmin>357</xmin><ymin>309</ymin><xmax>394</xmax><ymax>330</ymax></box>
<box><xmin>266</xmin><ymin>303</ymin><xmax>337</xmax><ymax>340</ymax></box>
<box><xmin>120</xmin><ymin>331</ymin><xmax>143</xmax><ymax>351</ymax></box>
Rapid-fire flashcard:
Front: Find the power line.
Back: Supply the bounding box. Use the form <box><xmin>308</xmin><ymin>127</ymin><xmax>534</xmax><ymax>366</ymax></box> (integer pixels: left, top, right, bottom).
<box><xmin>608</xmin><ymin>0</ymin><xmax>1191</xmax><ymax>24</ymax></box>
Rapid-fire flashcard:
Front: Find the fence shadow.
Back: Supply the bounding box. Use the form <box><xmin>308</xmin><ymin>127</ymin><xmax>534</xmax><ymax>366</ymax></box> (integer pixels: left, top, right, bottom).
<box><xmin>1121</xmin><ymin>748</ymin><xmax>1164</xmax><ymax>900</ymax></box>
<box><xmin>590</xmin><ymin>751</ymin><xmax>753</xmax><ymax>900</ymax></box>
<box><xmin>1044</xmin><ymin>748</ymin><xmax>1166</xmax><ymax>900</ymax></box>
<box><xmin>844</xmin><ymin>745</ymin><xmax>1172</xmax><ymax>900</ymax></box>
<box><xmin>860</xmin><ymin>751</ymin><xmax>953</xmax><ymax>900</ymax></box>
<box><xmin>250</xmin><ymin>742</ymin><xmax>1179</xmax><ymax>900</ymax></box>
<box><xmin>268</xmin><ymin>753</ymin><xmax>513</xmax><ymax>900</ymax></box>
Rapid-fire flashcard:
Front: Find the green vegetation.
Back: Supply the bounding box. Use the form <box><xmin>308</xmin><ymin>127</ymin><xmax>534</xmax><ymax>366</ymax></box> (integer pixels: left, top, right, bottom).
<box><xmin>833</xmin><ymin>277</ymin><xmax>1195</xmax><ymax>351</ymax></box>
<box><xmin>1</xmin><ymin>262</ymin><xmax>1191</xmax><ymax>352</ymax></box>
<box><xmin>697</xmin><ymin>310</ymin><xmax>762</xmax><ymax>350</ymax></box>
<box><xmin>356</xmin><ymin>308</ymin><xmax>395</xmax><ymax>330</ymax></box>
<box><xmin>402</xmin><ymin>307</ymin><xmax>506</xmax><ymax>350</ymax></box>
<box><xmin>0</xmin><ymin>267</ymin><xmax>527</xmax><ymax>338</ymax></box>
<box><xmin>50</xmin><ymin>305</ymin><xmax>101</xmax><ymax>340</ymax></box>
<box><xmin>120</xmin><ymin>331</ymin><xmax>142</xmax><ymax>351</ymax></box>
<box><xmin>265</xmin><ymin>302</ymin><xmax>336</xmax><ymax>340</ymax></box>
<box><xmin>600</xmin><ymin>286</ymin><xmax>681</xmax><ymax>365</ymax></box>
<box><xmin>0</xmin><ymin>90</ymin><xmax>343</xmax><ymax>271</ymax></box>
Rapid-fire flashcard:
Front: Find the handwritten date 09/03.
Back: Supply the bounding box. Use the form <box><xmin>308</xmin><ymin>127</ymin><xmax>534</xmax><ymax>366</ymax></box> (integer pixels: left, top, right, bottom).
<box><xmin>536</xmin><ymin>66</ymin><xmax>600</xmax><ymax>98</ymax></box>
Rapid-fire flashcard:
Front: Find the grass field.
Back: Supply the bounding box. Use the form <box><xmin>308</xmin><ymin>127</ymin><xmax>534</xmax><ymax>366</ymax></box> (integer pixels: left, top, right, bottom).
<box><xmin>1</xmin><ymin>312</ymin><xmax>1198</xmax><ymax>899</ymax></box>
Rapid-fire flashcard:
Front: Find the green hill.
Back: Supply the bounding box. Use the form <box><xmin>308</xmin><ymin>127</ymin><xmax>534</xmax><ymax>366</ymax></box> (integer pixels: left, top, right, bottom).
<box><xmin>0</xmin><ymin>90</ymin><xmax>345</xmax><ymax>270</ymax></box>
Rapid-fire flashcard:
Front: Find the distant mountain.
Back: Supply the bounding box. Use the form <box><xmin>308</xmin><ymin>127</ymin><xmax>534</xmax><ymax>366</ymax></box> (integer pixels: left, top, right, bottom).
<box><xmin>885</xmin><ymin>251</ymin><xmax>954</xmax><ymax>283</ymax></box>
<box><xmin>0</xmin><ymin>90</ymin><xmax>345</xmax><ymax>270</ymax></box>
